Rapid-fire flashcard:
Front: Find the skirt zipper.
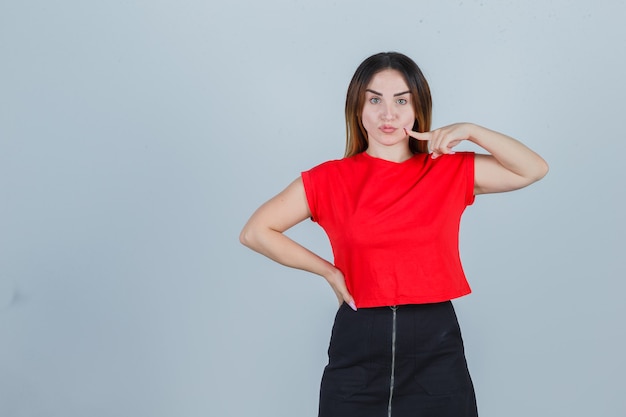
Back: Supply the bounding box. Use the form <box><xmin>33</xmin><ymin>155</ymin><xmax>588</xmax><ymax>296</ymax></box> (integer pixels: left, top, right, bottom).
<box><xmin>387</xmin><ymin>306</ymin><xmax>398</xmax><ymax>417</ymax></box>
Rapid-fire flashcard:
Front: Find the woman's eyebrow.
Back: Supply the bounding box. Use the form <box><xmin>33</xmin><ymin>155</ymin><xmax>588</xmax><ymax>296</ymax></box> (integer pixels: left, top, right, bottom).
<box><xmin>365</xmin><ymin>89</ymin><xmax>411</xmax><ymax>97</ymax></box>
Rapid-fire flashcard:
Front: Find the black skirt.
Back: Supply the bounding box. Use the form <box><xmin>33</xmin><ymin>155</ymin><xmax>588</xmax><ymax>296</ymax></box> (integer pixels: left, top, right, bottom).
<box><xmin>318</xmin><ymin>302</ymin><xmax>478</xmax><ymax>417</ymax></box>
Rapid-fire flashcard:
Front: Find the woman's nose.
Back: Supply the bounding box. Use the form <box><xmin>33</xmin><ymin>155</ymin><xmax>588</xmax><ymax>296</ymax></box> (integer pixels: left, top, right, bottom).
<box><xmin>380</xmin><ymin>104</ymin><xmax>395</xmax><ymax>120</ymax></box>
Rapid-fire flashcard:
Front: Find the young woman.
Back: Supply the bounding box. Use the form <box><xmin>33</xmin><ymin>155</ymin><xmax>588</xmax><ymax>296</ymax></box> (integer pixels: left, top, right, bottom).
<box><xmin>240</xmin><ymin>52</ymin><xmax>548</xmax><ymax>417</ymax></box>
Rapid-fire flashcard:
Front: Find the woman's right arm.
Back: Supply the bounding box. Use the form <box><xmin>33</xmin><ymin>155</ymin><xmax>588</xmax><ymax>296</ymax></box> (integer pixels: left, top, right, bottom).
<box><xmin>239</xmin><ymin>177</ymin><xmax>356</xmax><ymax>309</ymax></box>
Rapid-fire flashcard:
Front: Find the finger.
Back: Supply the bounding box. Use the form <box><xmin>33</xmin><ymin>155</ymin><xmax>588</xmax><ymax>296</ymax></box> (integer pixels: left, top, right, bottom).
<box><xmin>431</xmin><ymin>148</ymin><xmax>456</xmax><ymax>159</ymax></box>
<box><xmin>429</xmin><ymin>129</ymin><xmax>443</xmax><ymax>152</ymax></box>
<box><xmin>430</xmin><ymin>130</ymin><xmax>458</xmax><ymax>156</ymax></box>
<box><xmin>330</xmin><ymin>279</ymin><xmax>357</xmax><ymax>310</ymax></box>
<box><xmin>346</xmin><ymin>297</ymin><xmax>357</xmax><ymax>311</ymax></box>
<box><xmin>340</xmin><ymin>289</ymin><xmax>357</xmax><ymax>311</ymax></box>
<box><xmin>336</xmin><ymin>286</ymin><xmax>356</xmax><ymax>310</ymax></box>
<box><xmin>404</xmin><ymin>128</ymin><xmax>431</xmax><ymax>141</ymax></box>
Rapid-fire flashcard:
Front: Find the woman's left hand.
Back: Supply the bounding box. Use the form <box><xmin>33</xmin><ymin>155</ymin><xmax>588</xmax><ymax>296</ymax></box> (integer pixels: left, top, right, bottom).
<box><xmin>405</xmin><ymin>123</ymin><xmax>473</xmax><ymax>159</ymax></box>
<box><xmin>408</xmin><ymin>122</ymin><xmax>549</xmax><ymax>194</ymax></box>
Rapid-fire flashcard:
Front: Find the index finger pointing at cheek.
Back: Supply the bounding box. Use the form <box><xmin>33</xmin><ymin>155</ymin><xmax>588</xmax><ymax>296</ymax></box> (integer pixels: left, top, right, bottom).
<box><xmin>404</xmin><ymin>128</ymin><xmax>431</xmax><ymax>141</ymax></box>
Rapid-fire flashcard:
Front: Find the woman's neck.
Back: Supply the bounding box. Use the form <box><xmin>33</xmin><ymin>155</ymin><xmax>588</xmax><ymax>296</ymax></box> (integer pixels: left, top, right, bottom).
<box><xmin>365</xmin><ymin>145</ymin><xmax>413</xmax><ymax>163</ymax></box>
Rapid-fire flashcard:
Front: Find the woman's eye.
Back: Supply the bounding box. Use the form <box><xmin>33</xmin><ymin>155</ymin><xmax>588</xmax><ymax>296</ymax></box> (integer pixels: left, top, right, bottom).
<box><xmin>397</xmin><ymin>98</ymin><xmax>408</xmax><ymax>105</ymax></box>
<box><xmin>369</xmin><ymin>97</ymin><xmax>381</xmax><ymax>104</ymax></box>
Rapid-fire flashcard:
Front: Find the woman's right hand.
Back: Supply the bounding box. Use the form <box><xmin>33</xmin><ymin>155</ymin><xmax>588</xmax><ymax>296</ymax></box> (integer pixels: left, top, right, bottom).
<box><xmin>240</xmin><ymin>177</ymin><xmax>357</xmax><ymax>311</ymax></box>
<box><xmin>325</xmin><ymin>268</ymin><xmax>357</xmax><ymax>311</ymax></box>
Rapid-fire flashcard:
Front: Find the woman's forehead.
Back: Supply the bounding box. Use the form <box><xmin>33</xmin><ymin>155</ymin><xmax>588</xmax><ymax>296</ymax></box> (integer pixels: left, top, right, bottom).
<box><xmin>366</xmin><ymin>69</ymin><xmax>409</xmax><ymax>92</ymax></box>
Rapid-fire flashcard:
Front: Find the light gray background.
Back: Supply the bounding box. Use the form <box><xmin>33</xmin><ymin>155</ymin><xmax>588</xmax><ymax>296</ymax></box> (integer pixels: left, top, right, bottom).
<box><xmin>1</xmin><ymin>0</ymin><xmax>625</xmax><ymax>416</ymax></box>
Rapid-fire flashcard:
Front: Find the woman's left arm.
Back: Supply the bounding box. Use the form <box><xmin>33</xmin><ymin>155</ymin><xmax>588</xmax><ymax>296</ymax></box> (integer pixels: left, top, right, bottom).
<box><xmin>407</xmin><ymin>123</ymin><xmax>549</xmax><ymax>194</ymax></box>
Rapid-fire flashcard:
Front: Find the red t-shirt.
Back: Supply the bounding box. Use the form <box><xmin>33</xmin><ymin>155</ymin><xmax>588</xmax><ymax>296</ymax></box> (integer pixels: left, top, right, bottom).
<box><xmin>301</xmin><ymin>151</ymin><xmax>475</xmax><ymax>308</ymax></box>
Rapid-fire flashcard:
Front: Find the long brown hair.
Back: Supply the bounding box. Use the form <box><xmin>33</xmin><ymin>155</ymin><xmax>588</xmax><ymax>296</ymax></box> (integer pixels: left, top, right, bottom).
<box><xmin>344</xmin><ymin>52</ymin><xmax>432</xmax><ymax>157</ymax></box>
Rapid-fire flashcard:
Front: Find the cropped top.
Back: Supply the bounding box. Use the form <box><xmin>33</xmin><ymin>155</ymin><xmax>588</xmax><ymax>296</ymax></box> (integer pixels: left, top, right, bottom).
<box><xmin>301</xmin><ymin>151</ymin><xmax>475</xmax><ymax>308</ymax></box>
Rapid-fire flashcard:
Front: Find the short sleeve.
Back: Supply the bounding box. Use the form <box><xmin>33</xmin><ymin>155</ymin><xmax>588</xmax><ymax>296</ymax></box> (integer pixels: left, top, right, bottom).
<box><xmin>301</xmin><ymin>170</ymin><xmax>318</xmax><ymax>222</ymax></box>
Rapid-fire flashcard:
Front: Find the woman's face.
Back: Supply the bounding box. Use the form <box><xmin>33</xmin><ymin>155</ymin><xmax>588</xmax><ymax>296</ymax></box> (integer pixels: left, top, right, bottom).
<box><xmin>361</xmin><ymin>69</ymin><xmax>415</xmax><ymax>151</ymax></box>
